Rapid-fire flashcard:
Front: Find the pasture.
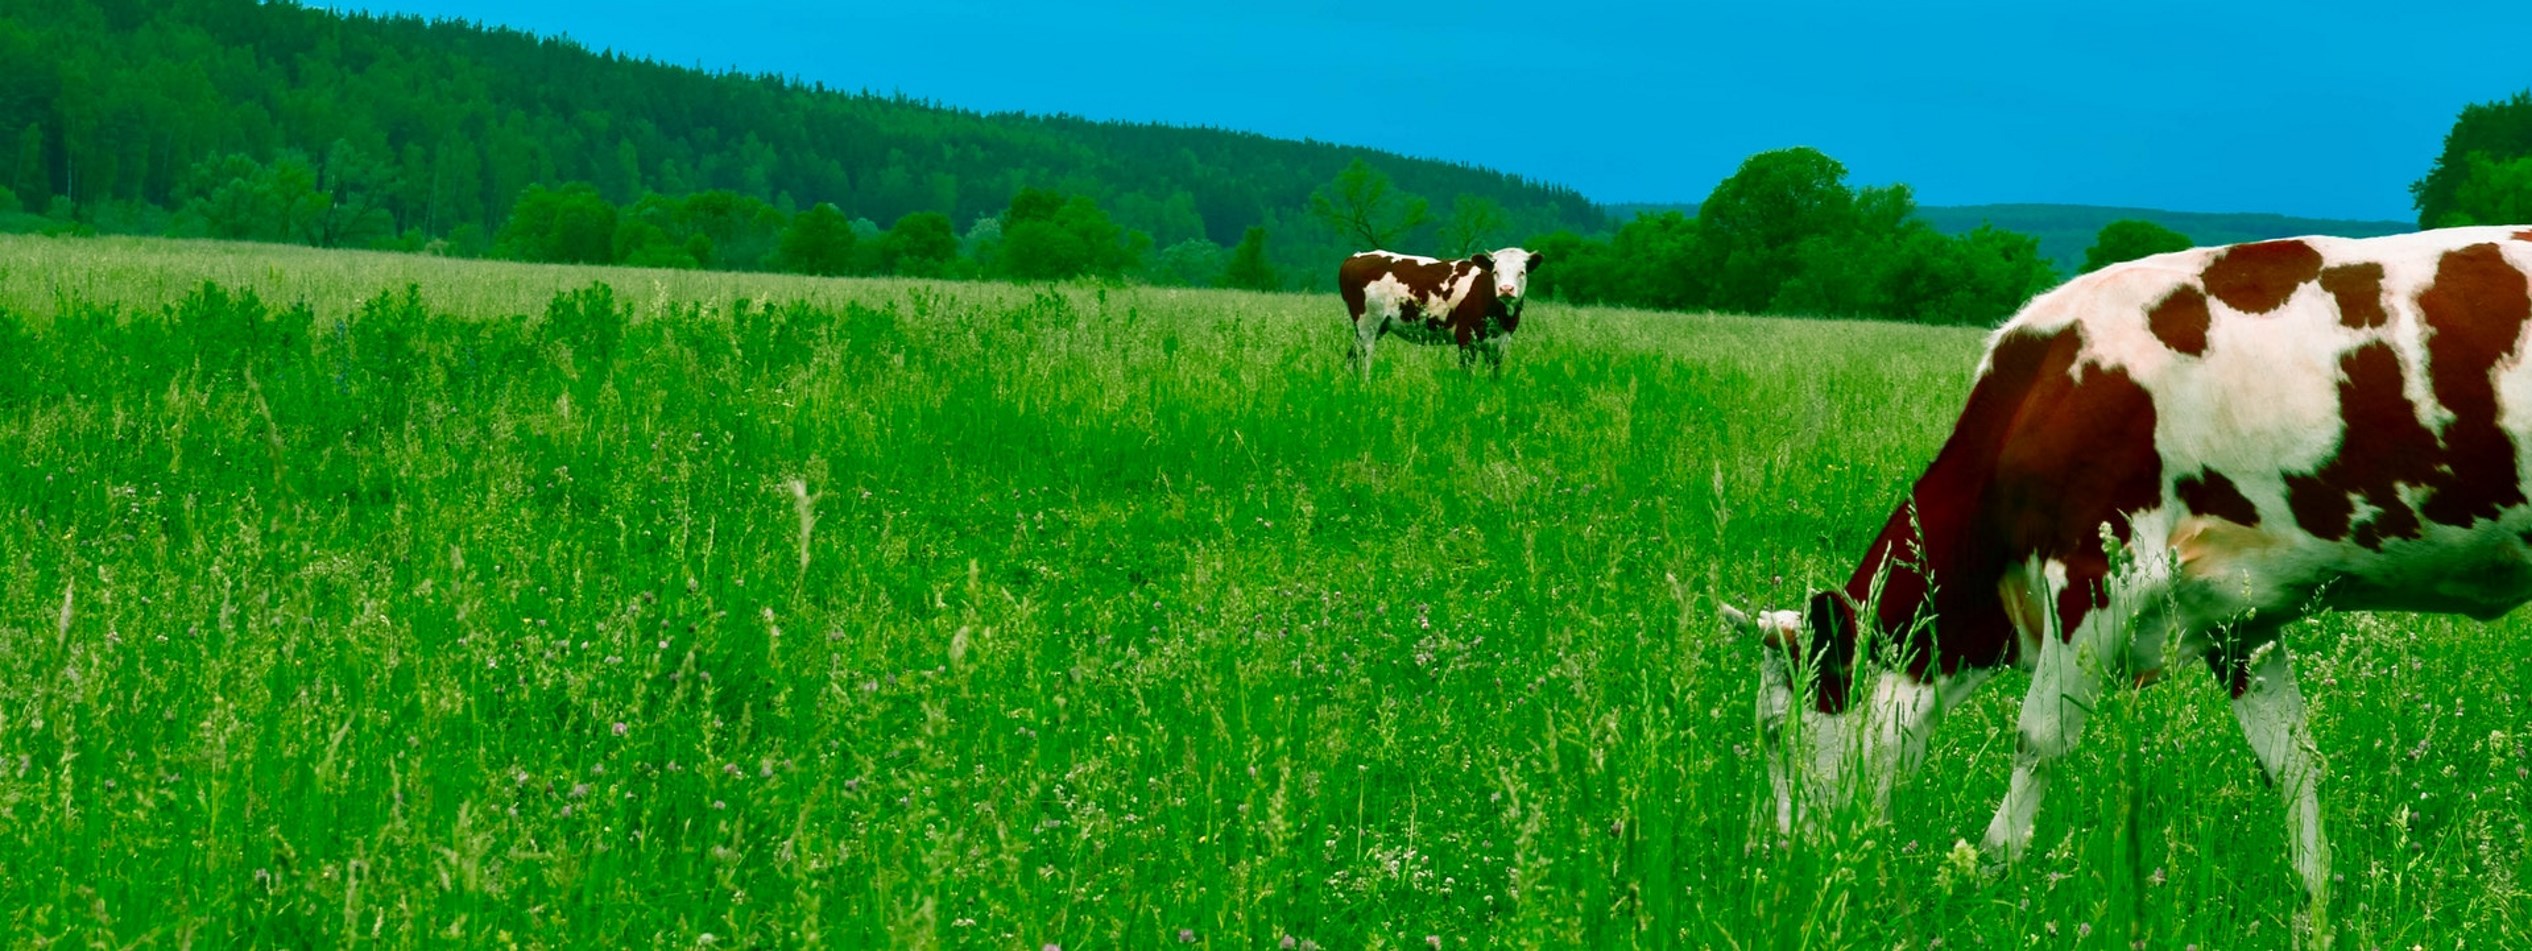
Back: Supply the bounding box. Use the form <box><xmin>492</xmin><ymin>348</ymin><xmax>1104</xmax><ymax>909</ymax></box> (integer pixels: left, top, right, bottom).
<box><xmin>0</xmin><ymin>235</ymin><xmax>2523</xmax><ymax>948</ymax></box>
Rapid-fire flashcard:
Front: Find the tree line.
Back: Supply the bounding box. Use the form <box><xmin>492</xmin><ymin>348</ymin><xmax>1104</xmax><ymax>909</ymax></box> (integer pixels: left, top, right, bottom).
<box><xmin>0</xmin><ymin>0</ymin><xmax>1597</xmax><ymax>284</ymax></box>
<box><xmin>1</xmin><ymin>1</ymin><xmax>2522</xmax><ymax>322</ymax></box>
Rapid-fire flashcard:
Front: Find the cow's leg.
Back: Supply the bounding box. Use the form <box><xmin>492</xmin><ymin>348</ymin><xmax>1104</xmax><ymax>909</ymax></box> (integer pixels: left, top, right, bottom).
<box><xmin>2222</xmin><ymin>643</ymin><xmax>2331</xmax><ymax>906</ymax></box>
<box><xmin>1978</xmin><ymin>621</ymin><xmax>2107</xmax><ymax>865</ymax></box>
<box><xmin>1484</xmin><ymin>337</ymin><xmax>1508</xmax><ymax>378</ymax></box>
<box><xmin>1352</xmin><ymin>316</ymin><xmax>1385</xmax><ymax>381</ymax></box>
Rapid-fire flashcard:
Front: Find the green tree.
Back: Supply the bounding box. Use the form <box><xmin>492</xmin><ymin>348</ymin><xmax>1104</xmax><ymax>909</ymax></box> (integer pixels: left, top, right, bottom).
<box><xmin>778</xmin><ymin>202</ymin><xmax>858</xmax><ymax>276</ymax></box>
<box><xmin>2413</xmin><ymin>91</ymin><xmax>2532</xmax><ymax>228</ymax></box>
<box><xmin>1222</xmin><ymin>226</ymin><xmax>1278</xmax><ymax>291</ymax></box>
<box><xmin>1147</xmin><ymin>238</ymin><xmax>1225</xmax><ymax>287</ymax></box>
<box><xmin>880</xmin><ymin>210</ymin><xmax>959</xmax><ymax>277</ymax></box>
<box><xmin>612</xmin><ymin>217</ymin><xmax>697</xmax><ymax>268</ymax></box>
<box><xmin>1439</xmin><ymin>195</ymin><xmax>1509</xmax><ymax>255</ymax></box>
<box><xmin>999</xmin><ymin>218</ymin><xmax>1091</xmax><ymax>280</ymax></box>
<box><xmin>13</xmin><ymin>124</ymin><xmax>45</xmax><ymax>207</ymax></box>
<box><xmin>1606</xmin><ymin>211</ymin><xmax>1707</xmax><ymax>310</ymax></box>
<box><xmin>496</xmin><ymin>182</ymin><xmax>617</xmax><ymax>264</ymax></box>
<box><xmin>315</xmin><ymin>138</ymin><xmax>399</xmax><ymax>248</ymax></box>
<box><xmin>180</xmin><ymin>151</ymin><xmax>330</xmax><ymax>243</ymax></box>
<box><xmin>2440</xmin><ymin>152</ymin><xmax>2532</xmax><ymax>227</ymax></box>
<box><xmin>1698</xmin><ymin>147</ymin><xmax>1857</xmax><ymax>313</ymax></box>
<box><xmin>995</xmin><ymin>188</ymin><xmax>1144</xmax><ymax>280</ymax></box>
<box><xmin>2081</xmin><ymin>219</ymin><xmax>2193</xmax><ymax>272</ymax></box>
<box><xmin>1309</xmin><ymin>158</ymin><xmax>1430</xmax><ymax>250</ymax></box>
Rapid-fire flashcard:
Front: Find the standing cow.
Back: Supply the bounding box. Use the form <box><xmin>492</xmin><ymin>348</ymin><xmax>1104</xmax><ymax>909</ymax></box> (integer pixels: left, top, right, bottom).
<box><xmin>1723</xmin><ymin>226</ymin><xmax>2532</xmax><ymax>909</ymax></box>
<box><xmin>1337</xmin><ymin>247</ymin><xmax>1545</xmax><ymax>378</ymax></box>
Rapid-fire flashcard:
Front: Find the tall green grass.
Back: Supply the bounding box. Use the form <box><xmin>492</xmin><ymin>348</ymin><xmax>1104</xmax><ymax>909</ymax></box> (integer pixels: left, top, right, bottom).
<box><xmin>0</xmin><ymin>234</ymin><xmax>2524</xmax><ymax>947</ymax></box>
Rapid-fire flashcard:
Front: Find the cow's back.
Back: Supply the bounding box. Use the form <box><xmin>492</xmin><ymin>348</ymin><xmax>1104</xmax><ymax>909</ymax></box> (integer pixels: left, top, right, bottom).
<box><xmin>1989</xmin><ymin>227</ymin><xmax>2532</xmax><ymax>625</ymax></box>
<box><xmin>1337</xmin><ymin>252</ymin><xmax>1390</xmax><ymax>320</ymax></box>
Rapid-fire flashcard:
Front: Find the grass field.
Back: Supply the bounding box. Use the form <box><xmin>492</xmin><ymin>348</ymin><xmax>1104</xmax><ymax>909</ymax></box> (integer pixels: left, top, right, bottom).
<box><xmin>0</xmin><ymin>234</ymin><xmax>2525</xmax><ymax>948</ymax></box>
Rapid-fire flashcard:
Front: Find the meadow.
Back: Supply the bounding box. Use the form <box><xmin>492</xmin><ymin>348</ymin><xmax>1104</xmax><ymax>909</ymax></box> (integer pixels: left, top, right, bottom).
<box><xmin>0</xmin><ymin>235</ymin><xmax>2524</xmax><ymax>948</ymax></box>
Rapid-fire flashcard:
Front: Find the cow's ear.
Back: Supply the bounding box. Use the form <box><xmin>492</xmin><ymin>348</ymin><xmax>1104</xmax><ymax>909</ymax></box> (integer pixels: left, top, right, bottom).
<box><xmin>1525</xmin><ymin>249</ymin><xmax>1546</xmax><ymax>268</ymax></box>
<box><xmin>1470</xmin><ymin>251</ymin><xmax>1495</xmax><ymax>270</ymax></box>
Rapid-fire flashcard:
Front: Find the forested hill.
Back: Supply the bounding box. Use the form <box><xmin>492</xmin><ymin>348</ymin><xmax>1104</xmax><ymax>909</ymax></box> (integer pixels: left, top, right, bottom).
<box><xmin>0</xmin><ymin>0</ymin><xmax>1602</xmax><ymax>256</ymax></box>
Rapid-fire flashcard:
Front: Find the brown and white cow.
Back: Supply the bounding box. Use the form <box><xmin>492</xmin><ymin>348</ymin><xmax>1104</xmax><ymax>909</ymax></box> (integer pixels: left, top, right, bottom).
<box><xmin>1337</xmin><ymin>248</ymin><xmax>1545</xmax><ymax>377</ymax></box>
<box><xmin>1723</xmin><ymin>225</ymin><xmax>2532</xmax><ymax>906</ymax></box>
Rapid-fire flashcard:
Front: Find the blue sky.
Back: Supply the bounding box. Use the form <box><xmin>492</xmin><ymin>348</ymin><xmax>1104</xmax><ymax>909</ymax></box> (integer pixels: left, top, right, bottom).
<box><xmin>345</xmin><ymin>1</ymin><xmax>2532</xmax><ymax>222</ymax></box>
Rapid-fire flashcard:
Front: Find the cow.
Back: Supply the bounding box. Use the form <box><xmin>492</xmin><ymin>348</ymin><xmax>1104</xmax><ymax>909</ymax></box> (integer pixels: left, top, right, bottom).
<box><xmin>1337</xmin><ymin>247</ymin><xmax>1546</xmax><ymax>378</ymax></box>
<box><xmin>1722</xmin><ymin>225</ymin><xmax>2532</xmax><ymax>909</ymax></box>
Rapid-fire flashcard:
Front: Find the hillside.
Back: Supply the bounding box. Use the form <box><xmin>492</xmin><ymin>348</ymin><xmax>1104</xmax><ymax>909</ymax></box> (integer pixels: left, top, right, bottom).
<box><xmin>1605</xmin><ymin>201</ymin><xmax>2413</xmax><ymax>273</ymax></box>
<box><xmin>0</xmin><ymin>0</ymin><xmax>1602</xmax><ymax>264</ymax></box>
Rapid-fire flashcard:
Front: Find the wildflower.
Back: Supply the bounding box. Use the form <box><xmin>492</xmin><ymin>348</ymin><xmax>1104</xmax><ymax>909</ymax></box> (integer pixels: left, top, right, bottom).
<box><xmin>1178</xmin><ymin>929</ymin><xmax>1196</xmax><ymax>943</ymax></box>
<box><xmin>1427</xmin><ymin>937</ymin><xmax>1442</xmax><ymax>949</ymax></box>
<box><xmin>613</xmin><ymin>721</ymin><xmax>629</xmax><ymax>736</ymax></box>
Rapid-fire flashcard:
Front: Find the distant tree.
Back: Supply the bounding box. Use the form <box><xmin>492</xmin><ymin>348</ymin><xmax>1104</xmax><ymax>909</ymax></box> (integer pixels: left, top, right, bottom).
<box><xmin>180</xmin><ymin>151</ymin><xmax>331</xmax><ymax>244</ymax></box>
<box><xmin>496</xmin><ymin>182</ymin><xmax>616</xmax><ymax>264</ymax></box>
<box><xmin>2440</xmin><ymin>152</ymin><xmax>2532</xmax><ymax>227</ymax></box>
<box><xmin>778</xmin><ymin>202</ymin><xmax>857</xmax><ymax>275</ymax></box>
<box><xmin>881</xmin><ymin>210</ymin><xmax>959</xmax><ymax>277</ymax></box>
<box><xmin>995</xmin><ymin>188</ymin><xmax>1143</xmax><ymax>280</ymax></box>
<box><xmin>1607</xmin><ymin>211</ymin><xmax>1706</xmax><ymax>310</ymax></box>
<box><xmin>2081</xmin><ymin>219</ymin><xmax>2193</xmax><ymax>272</ymax></box>
<box><xmin>1148</xmin><ymin>238</ymin><xmax>1225</xmax><ymax>287</ymax></box>
<box><xmin>1439</xmin><ymin>195</ymin><xmax>1510</xmax><ymax>255</ymax></box>
<box><xmin>1698</xmin><ymin>148</ymin><xmax>1857</xmax><ymax>312</ymax></box>
<box><xmin>613</xmin><ymin>217</ymin><xmax>697</xmax><ymax>268</ymax></box>
<box><xmin>315</xmin><ymin>139</ymin><xmax>399</xmax><ymax>248</ymax></box>
<box><xmin>1309</xmin><ymin>158</ymin><xmax>1429</xmax><ymax>250</ymax></box>
<box><xmin>2413</xmin><ymin>90</ymin><xmax>2532</xmax><ymax>228</ymax></box>
<box><xmin>671</xmin><ymin>190</ymin><xmax>785</xmax><ymax>269</ymax></box>
<box><xmin>1222</xmin><ymin>226</ymin><xmax>1278</xmax><ymax>291</ymax></box>
<box><xmin>13</xmin><ymin>124</ymin><xmax>45</xmax><ymax>206</ymax></box>
<box><xmin>999</xmin><ymin>217</ymin><xmax>1091</xmax><ymax>280</ymax></box>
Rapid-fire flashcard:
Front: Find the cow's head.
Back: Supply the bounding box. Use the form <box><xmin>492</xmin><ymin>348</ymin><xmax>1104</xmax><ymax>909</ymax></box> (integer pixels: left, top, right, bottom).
<box><xmin>1470</xmin><ymin>248</ymin><xmax>1546</xmax><ymax>305</ymax></box>
<box><xmin>1722</xmin><ymin>593</ymin><xmax>1932</xmax><ymax>838</ymax></box>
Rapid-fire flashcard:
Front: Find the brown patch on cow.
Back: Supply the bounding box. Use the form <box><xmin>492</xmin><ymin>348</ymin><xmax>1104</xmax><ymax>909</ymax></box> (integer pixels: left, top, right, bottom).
<box><xmin>2416</xmin><ymin>243</ymin><xmax>2532</xmax><ymax>527</ymax></box>
<box><xmin>2283</xmin><ymin>246</ymin><xmax>2532</xmax><ymax>545</ymax></box>
<box><xmin>1824</xmin><ymin>324</ymin><xmax>2162</xmax><ymax>709</ymax></box>
<box><xmin>2283</xmin><ymin>343</ymin><xmax>2440</xmax><ymax>549</ymax></box>
<box><xmin>2321</xmin><ymin>262</ymin><xmax>2388</xmax><ymax>329</ymax></box>
<box><xmin>2147</xmin><ymin>285</ymin><xmax>2211</xmax><ymax>356</ymax></box>
<box><xmin>2176</xmin><ymin>468</ymin><xmax>2259</xmax><ymax>526</ymax></box>
<box><xmin>2202</xmin><ymin>239</ymin><xmax>2323</xmax><ymax>314</ymax></box>
<box><xmin>2513</xmin><ymin>230</ymin><xmax>2532</xmax><ymax>243</ymax></box>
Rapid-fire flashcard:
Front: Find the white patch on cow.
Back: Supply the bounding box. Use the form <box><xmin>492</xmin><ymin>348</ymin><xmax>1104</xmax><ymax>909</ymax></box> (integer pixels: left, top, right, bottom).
<box><xmin>1483</xmin><ymin>247</ymin><xmax>1542</xmax><ymax>302</ymax></box>
<box><xmin>2489</xmin><ymin>238</ymin><xmax>2532</xmax><ymax>501</ymax></box>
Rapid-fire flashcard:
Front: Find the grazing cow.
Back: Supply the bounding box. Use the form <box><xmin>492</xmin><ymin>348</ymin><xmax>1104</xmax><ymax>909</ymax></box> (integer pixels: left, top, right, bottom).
<box><xmin>1723</xmin><ymin>225</ymin><xmax>2532</xmax><ymax>908</ymax></box>
<box><xmin>1337</xmin><ymin>247</ymin><xmax>1545</xmax><ymax>377</ymax></box>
